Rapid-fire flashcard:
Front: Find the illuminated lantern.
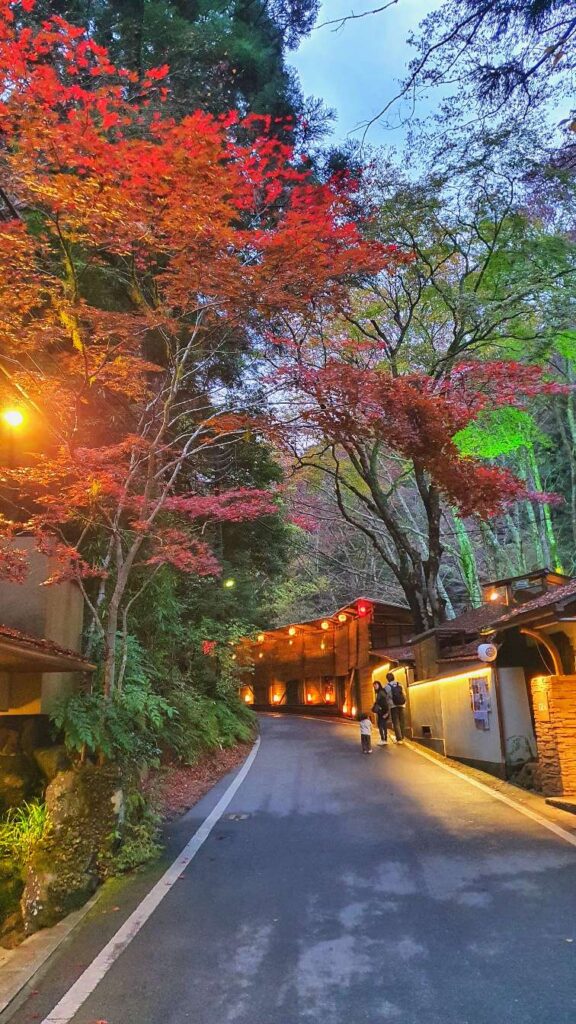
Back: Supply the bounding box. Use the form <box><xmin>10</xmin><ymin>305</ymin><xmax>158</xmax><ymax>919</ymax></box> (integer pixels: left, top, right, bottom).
<box><xmin>357</xmin><ymin>602</ymin><xmax>370</xmax><ymax>617</ymax></box>
<box><xmin>306</xmin><ymin>692</ymin><xmax>313</xmax><ymax>702</ymax></box>
<box><xmin>338</xmin><ymin>612</ymin><xmax>347</xmax><ymax>623</ymax></box>
<box><xmin>288</xmin><ymin>639</ymin><xmax>294</xmax><ymax>646</ymax></box>
<box><xmin>258</xmin><ymin>652</ymin><xmax>264</xmax><ymax>659</ymax></box>
<box><xmin>351</xmin><ymin>705</ymin><xmax>357</xmax><ymax>716</ymax></box>
<box><xmin>320</xmin><ymin>641</ymin><xmax>326</xmax><ymax>651</ymax></box>
<box><xmin>488</xmin><ymin>591</ymin><xmax>500</xmax><ymax>602</ymax></box>
<box><xmin>244</xmin><ymin>693</ymin><xmax>251</xmax><ymax>703</ymax></box>
<box><xmin>320</xmin><ymin>620</ymin><xmax>330</xmax><ymax>631</ymax></box>
<box><xmin>257</xmin><ymin>633</ymin><xmax>265</xmax><ymax>643</ymax></box>
<box><xmin>273</xmin><ymin>693</ymin><xmax>280</xmax><ymax>703</ymax></box>
<box><xmin>288</xmin><ymin>626</ymin><xmax>296</xmax><ymax>636</ymax></box>
<box><xmin>342</xmin><ymin>702</ymin><xmax>348</xmax><ymax>714</ymax></box>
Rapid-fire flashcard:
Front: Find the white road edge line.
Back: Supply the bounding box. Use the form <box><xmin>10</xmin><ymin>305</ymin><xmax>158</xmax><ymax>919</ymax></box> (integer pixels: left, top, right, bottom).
<box><xmin>39</xmin><ymin>736</ymin><xmax>261</xmax><ymax>1024</ymax></box>
<box><xmin>404</xmin><ymin>739</ymin><xmax>576</xmax><ymax>848</ymax></box>
<box><xmin>265</xmin><ymin>714</ymin><xmax>576</xmax><ymax>849</ymax></box>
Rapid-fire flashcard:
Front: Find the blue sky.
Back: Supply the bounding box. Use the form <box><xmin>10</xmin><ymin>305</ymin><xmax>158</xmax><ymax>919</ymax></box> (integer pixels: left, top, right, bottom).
<box><xmin>291</xmin><ymin>0</ymin><xmax>442</xmax><ymax>144</ymax></box>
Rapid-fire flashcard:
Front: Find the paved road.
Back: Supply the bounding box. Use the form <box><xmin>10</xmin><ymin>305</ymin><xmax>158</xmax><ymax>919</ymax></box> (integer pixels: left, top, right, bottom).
<box><xmin>7</xmin><ymin>716</ymin><xmax>576</xmax><ymax>1024</ymax></box>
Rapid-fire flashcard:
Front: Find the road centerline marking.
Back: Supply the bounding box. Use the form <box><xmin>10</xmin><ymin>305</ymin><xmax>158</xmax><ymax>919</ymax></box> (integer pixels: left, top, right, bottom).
<box><xmin>39</xmin><ymin>736</ymin><xmax>261</xmax><ymax>1024</ymax></box>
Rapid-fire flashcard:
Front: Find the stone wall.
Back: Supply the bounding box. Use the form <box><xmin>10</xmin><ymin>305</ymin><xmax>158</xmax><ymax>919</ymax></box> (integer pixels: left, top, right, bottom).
<box><xmin>531</xmin><ymin>674</ymin><xmax>576</xmax><ymax>796</ymax></box>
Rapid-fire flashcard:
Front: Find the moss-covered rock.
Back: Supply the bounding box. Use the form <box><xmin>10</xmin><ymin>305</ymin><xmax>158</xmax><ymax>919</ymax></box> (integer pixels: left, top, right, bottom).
<box><xmin>0</xmin><ymin>754</ymin><xmax>41</xmax><ymax>814</ymax></box>
<box><xmin>21</xmin><ymin>764</ymin><xmax>124</xmax><ymax>934</ymax></box>
<box><xmin>33</xmin><ymin>746</ymin><xmax>71</xmax><ymax>782</ymax></box>
<box><xmin>0</xmin><ymin>856</ymin><xmax>24</xmax><ymax>948</ymax></box>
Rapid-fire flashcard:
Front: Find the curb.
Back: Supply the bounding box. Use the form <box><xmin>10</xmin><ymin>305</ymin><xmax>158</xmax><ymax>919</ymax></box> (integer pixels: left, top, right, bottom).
<box><xmin>0</xmin><ymin>889</ymin><xmax>103</xmax><ymax>1021</ymax></box>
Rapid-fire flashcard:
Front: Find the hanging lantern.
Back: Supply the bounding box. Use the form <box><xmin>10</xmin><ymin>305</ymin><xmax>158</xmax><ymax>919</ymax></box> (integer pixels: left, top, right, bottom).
<box><xmin>357</xmin><ymin>602</ymin><xmax>370</xmax><ymax>617</ymax></box>
<box><xmin>320</xmin><ymin>620</ymin><xmax>330</xmax><ymax>631</ymax></box>
<box><xmin>338</xmin><ymin>612</ymin><xmax>347</xmax><ymax>623</ymax></box>
<box><xmin>288</xmin><ymin>626</ymin><xmax>296</xmax><ymax>636</ymax></box>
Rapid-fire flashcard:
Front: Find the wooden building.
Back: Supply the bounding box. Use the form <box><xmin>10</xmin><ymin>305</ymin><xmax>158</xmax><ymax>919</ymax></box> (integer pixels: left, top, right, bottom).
<box><xmin>408</xmin><ymin>568</ymin><xmax>576</xmax><ymax>792</ymax></box>
<box><xmin>240</xmin><ymin>597</ymin><xmax>414</xmax><ymax>715</ymax></box>
<box><xmin>0</xmin><ymin>538</ymin><xmax>91</xmax><ymax>718</ymax></box>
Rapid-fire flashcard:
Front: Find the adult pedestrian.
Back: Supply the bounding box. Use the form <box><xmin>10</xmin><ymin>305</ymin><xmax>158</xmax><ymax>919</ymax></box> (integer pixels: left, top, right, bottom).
<box><xmin>383</xmin><ymin>671</ymin><xmax>406</xmax><ymax>742</ymax></box>
<box><xmin>372</xmin><ymin>681</ymin><xmax>390</xmax><ymax>746</ymax></box>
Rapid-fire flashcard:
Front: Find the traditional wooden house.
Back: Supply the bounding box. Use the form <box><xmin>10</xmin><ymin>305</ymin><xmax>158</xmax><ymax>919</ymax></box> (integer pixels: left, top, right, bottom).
<box><xmin>408</xmin><ymin>568</ymin><xmax>576</xmax><ymax>793</ymax></box>
<box><xmin>0</xmin><ymin>538</ymin><xmax>93</xmax><ymax>721</ymax></box>
<box><xmin>240</xmin><ymin>596</ymin><xmax>414</xmax><ymax>716</ymax></box>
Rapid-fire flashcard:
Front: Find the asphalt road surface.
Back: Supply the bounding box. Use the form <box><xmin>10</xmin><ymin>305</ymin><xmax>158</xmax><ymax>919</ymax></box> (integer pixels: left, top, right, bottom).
<box><xmin>7</xmin><ymin>715</ymin><xmax>576</xmax><ymax>1024</ymax></box>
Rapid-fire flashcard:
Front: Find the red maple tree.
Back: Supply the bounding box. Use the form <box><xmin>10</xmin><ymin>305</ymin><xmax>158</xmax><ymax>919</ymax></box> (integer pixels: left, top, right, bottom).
<box><xmin>0</xmin><ymin>2</ymin><xmax>397</xmax><ymax>693</ymax></box>
<box><xmin>273</xmin><ymin>338</ymin><xmax>564</xmax><ymax>630</ymax></box>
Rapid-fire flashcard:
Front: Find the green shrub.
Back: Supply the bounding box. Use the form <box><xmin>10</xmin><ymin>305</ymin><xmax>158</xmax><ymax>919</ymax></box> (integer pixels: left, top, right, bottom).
<box><xmin>166</xmin><ymin>687</ymin><xmax>255</xmax><ymax>764</ymax></box>
<box><xmin>49</xmin><ymin>685</ymin><xmax>177</xmax><ymax>767</ymax></box>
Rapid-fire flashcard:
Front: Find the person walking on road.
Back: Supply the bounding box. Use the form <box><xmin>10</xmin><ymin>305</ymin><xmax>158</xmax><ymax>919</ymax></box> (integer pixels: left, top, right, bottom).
<box><xmin>359</xmin><ymin>713</ymin><xmax>373</xmax><ymax>754</ymax></box>
<box><xmin>384</xmin><ymin>671</ymin><xmax>406</xmax><ymax>742</ymax></box>
<box><xmin>372</xmin><ymin>681</ymin><xmax>390</xmax><ymax>746</ymax></box>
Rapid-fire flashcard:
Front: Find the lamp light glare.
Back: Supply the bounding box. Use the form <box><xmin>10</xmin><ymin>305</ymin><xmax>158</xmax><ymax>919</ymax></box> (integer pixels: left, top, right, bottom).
<box><xmin>223</xmin><ymin>577</ymin><xmax>236</xmax><ymax>589</ymax></box>
<box><xmin>342</xmin><ymin>702</ymin><xmax>348</xmax><ymax>714</ymax></box>
<box><xmin>489</xmin><ymin>591</ymin><xmax>499</xmax><ymax>602</ymax></box>
<box><xmin>244</xmin><ymin>693</ymin><xmax>251</xmax><ymax>703</ymax></box>
<box><xmin>306</xmin><ymin>692</ymin><xmax>313</xmax><ymax>702</ymax></box>
<box><xmin>320</xmin><ymin>641</ymin><xmax>326</xmax><ymax>650</ymax></box>
<box><xmin>288</xmin><ymin>626</ymin><xmax>296</xmax><ymax>636</ymax></box>
<box><xmin>338</xmin><ymin>612</ymin><xmax>347</xmax><ymax>623</ymax></box>
<box><xmin>320</xmin><ymin>620</ymin><xmax>330</xmax><ymax>631</ymax></box>
<box><xmin>357</xmin><ymin>603</ymin><xmax>369</xmax><ymax>617</ymax></box>
<box><xmin>351</xmin><ymin>705</ymin><xmax>357</xmax><ymax>716</ymax></box>
<box><xmin>258</xmin><ymin>652</ymin><xmax>264</xmax><ymax>659</ymax></box>
<box><xmin>257</xmin><ymin>633</ymin><xmax>265</xmax><ymax>643</ymax></box>
<box><xmin>2</xmin><ymin>408</ymin><xmax>23</xmax><ymax>428</ymax></box>
<box><xmin>273</xmin><ymin>693</ymin><xmax>280</xmax><ymax>703</ymax></box>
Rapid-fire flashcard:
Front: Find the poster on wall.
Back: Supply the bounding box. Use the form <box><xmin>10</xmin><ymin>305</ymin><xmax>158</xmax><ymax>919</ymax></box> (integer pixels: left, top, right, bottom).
<box><xmin>469</xmin><ymin>675</ymin><xmax>491</xmax><ymax>730</ymax></box>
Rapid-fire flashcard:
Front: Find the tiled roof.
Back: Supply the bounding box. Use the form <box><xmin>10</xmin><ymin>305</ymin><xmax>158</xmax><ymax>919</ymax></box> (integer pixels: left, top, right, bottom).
<box><xmin>0</xmin><ymin>624</ymin><xmax>95</xmax><ymax>669</ymax></box>
<box><xmin>437</xmin><ymin>604</ymin><xmax>506</xmax><ymax>635</ymax></box>
<box><xmin>438</xmin><ymin>641</ymin><xmax>482</xmax><ymax>662</ymax></box>
<box><xmin>260</xmin><ymin>593</ymin><xmax>410</xmax><ymax>637</ymax></box>
<box><xmin>371</xmin><ymin>645</ymin><xmax>415</xmax><ymax>664</ymax></box>
<box><xmin>495</xmin><ymin>578</ymin><xmax>576</xmax><ymax>627</ymax></box>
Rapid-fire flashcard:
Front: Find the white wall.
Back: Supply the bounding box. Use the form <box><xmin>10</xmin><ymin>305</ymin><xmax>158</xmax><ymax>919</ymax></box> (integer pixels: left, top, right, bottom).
<box><xmin>409</xmin><ymin>669</ymin><xmax>505</xmax><ymax>769</ymax></box>
<box><xmin>498</xmin><ymin>667</ymin><xmax>537</xmax><ymax>764</ymax></box>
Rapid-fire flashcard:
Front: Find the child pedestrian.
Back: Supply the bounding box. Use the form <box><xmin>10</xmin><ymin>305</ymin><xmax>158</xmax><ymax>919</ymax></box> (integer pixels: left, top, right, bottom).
<box><xmin>359</xmin><ymin>713</ymin><xmax>373</xmax><ymax>754</ymax></box>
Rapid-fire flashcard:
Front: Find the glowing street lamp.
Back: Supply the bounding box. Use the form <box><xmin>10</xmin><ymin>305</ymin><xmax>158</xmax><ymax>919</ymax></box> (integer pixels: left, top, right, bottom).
<box><xmin>2</xmin><ymin>408</ymin><xmax>24</xmax><ymax>428</ymax></box>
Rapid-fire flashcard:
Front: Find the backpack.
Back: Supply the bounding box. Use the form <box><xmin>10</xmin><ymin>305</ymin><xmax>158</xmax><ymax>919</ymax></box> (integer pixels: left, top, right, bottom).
<box><xmin>389</xmin><ymin>682</ymin><xmax>406</xmax><ymax>707</ymax></box>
